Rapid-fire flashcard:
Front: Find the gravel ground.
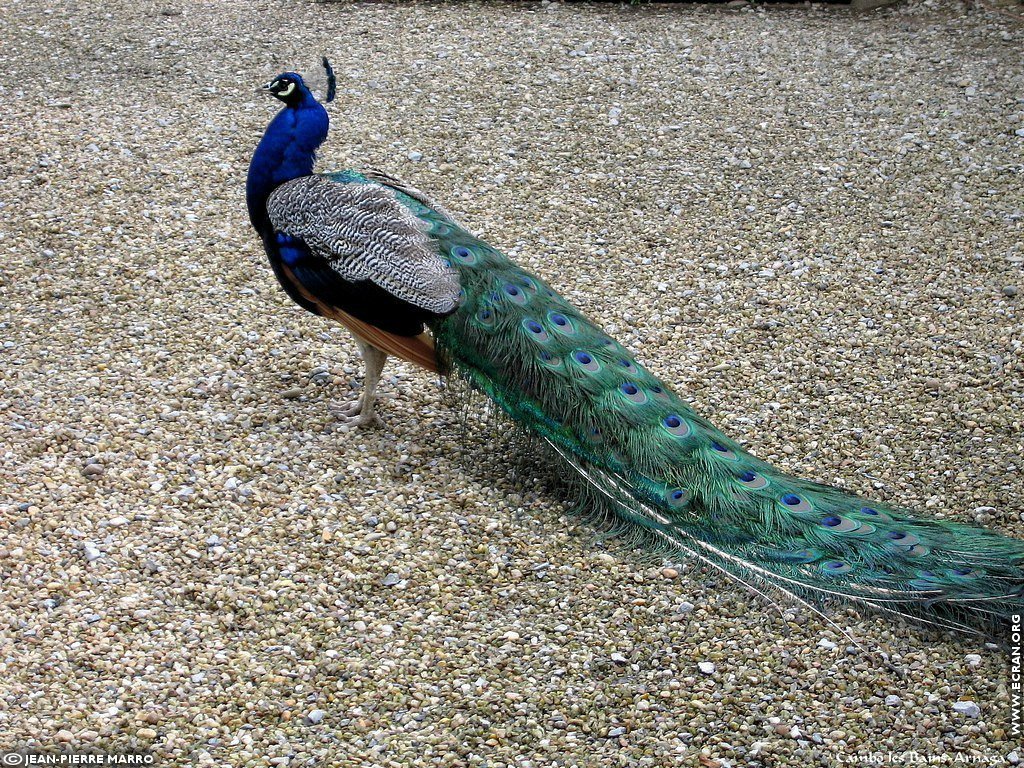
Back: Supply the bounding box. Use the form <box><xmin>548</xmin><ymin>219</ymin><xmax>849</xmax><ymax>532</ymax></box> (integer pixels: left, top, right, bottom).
<box><xmin>1</xmin><ymin>0</ymin><xmax>1022</xmax><ymax>765</ymax></box>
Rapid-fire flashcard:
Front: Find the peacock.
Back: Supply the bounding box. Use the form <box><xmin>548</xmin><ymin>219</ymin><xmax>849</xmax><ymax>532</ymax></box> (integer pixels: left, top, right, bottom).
<box><xmin>246</xmin><ymin>61</ymin><xmax>1024</xmax><ymax>636</ymax></box>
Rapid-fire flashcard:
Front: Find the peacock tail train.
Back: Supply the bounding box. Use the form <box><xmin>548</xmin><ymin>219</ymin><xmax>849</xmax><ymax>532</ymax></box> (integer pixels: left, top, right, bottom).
<box><xmin>311</xmin><ymin>171</ymin><xmax>1024</xmax><ymax>636</ymax></box>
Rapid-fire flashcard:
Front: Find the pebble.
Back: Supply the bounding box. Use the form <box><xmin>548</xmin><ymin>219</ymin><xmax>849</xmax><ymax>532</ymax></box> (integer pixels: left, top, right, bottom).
<box><xmin>953</xmin><ymin>701</ymin><xmax>981</xmax><ymax>717</ymax></box>
<box><xmin>964</xmin><ymin>653</ymin><xmax>982</xmax><ymax>667</ymax></box>
<box><xmin>1004</xmin><ymin>285</ymin><xmax>1018</xmax><ymax>297</ymax></box>
<box><xmin>698</xmin><ymin>662</ymin><xmax>716</xmax><ymax>675</ymax></box>
<box><xmin>305</xmin><ymin>709</ymin><xmax>325</xmax><ymax>724</ymax></box>
<box><xmin>884</xmin><ymin>695</ymin><xmax>902</xmax><ymax>707</ymax></box>
<box><xmin>817</xmin><ymin>638</ymin><xmax>838</xmax><ymax>650</ymax></box>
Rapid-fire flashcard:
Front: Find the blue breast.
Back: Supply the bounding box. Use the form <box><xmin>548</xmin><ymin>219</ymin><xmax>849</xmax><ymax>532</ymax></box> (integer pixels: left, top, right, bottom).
<box><xmin>275</xmin><ymin>232</ymin><xmax>307</xmax><ymax>266</ymax></box>
<box><xmin>246</xmin><ymin>96</ymin><xmax>329</xmax><ymax>233</ymax></box>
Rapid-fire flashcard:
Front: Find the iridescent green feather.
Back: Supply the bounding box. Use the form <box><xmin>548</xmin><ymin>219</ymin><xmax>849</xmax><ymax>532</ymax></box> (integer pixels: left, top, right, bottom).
<box><xmin>382</xmin><ymin>178</ymin><xmax>1024</xmax><ymax>634</ymax></box>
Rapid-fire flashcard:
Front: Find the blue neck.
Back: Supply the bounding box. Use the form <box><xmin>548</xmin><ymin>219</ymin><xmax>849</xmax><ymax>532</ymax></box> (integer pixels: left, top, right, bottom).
<box><xmin>247</xmin><ymin>92</ymin><xmax>329</xmax><ymax>233</ymax></box>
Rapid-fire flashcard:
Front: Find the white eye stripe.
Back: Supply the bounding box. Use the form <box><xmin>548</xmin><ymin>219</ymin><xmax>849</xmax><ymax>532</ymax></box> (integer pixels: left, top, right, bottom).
<box><xmin>279</xmin><ymin>82</ymin><xmax>296</xmax><ymax>97</ymax></box>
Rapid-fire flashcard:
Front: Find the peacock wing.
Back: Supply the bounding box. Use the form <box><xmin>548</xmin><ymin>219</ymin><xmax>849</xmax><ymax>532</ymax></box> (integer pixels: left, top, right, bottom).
<box><xmin>266</xmin><ymin>174</ymin><xmax>460</xmax><ymax>317</ymax></box>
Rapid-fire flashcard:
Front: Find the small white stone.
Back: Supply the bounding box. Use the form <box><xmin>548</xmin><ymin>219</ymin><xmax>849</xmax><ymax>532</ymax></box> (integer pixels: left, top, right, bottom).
<box><xmin>964</xmin><ymin>653</ymin><xmax>982</xmax><ymax>667</ymax></box>
<box><xmin>306</xmin><ymin>709</ymin><xmax>325</xmax><ymax>724</ymax></box>
<box><xmin>698</xmin><ymin>662</ymin><xmax>715</xmax><ymax>675</ymax></box>
<box><xmin>884</xmin><ymin>695</ymin><xmax>902</xmax><ymax>707</ymax></box>
<box><xmin>952</xmin><ymin>701</ymin><xmax>981</xmax><ymax>717</ymax></box>
<box><xmin>817</xmin><ymin>639</ymin><xmax>837</xmax><ymax>650</ymax></box>
<box><xmin>82</xmin><ymin>542</ymin><xmax>103</xmax><ymax>562</ymax></box>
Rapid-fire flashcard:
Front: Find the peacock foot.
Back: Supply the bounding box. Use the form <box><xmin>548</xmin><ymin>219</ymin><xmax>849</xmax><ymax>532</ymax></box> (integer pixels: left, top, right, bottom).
<box><xmin>329</xmin><ymin>398</ymin><xmax>362</xmax><ymax>417</ymax></box>
<box><xmin>329</xmin><ymin>398</ymin><xmax>383</xmax><ymax>428</ymax></box>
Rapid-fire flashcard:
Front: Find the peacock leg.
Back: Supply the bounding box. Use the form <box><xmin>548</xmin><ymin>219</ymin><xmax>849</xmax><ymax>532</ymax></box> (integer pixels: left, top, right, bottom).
<box><xmin>331</xmin><ymin>340</ymin><xmax>387</xmax><ymax>427</ymax></box>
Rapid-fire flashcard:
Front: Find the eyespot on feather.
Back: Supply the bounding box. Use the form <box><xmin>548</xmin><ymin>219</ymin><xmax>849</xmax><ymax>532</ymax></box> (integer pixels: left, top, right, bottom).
<box><xmin>780</xmin><ymin>493</ymin><xmax>813</xmax><ymax>513</ymax></box>
<box><xmin>503</xmin><ymin>283</ymin><xmax>529</xmax><ymax>305</ymax></box>
<box><xmin>515</xmin><ymin>275</ymin><xmax>537</xmax><ymax>291</ymax></box>
<box><xmin>821</xmin><ymin>560</ymin><xmax>853</xmax><ymax>575</ymax></box>
<box><xmin>709</xmin><ymin>441</ymin><xmax>739</xmax><ymax>461</ymax></box>
<box><xmin>649</xmin><ymin>384</ymin><xmax>671</xmax><ymax>402</ymax></box>
<box><xmin>475</xmin><ymin>306</ymin><xmax>497</xmax><ymax>329</ymax></box>
<box><xmin>886</xmin><ymin>531</ymin><xmax>921</xmax><ymax>547</ymax></box>
<box><xmin>860</xmin><ymin>506</ymin><xmax>893</xmax><ymax>522</ymax></box>
<box><xmin>661</xmin><ymin>414</ymin><xmax>691</xmax><ymax>438</ymax></box>
<box><xmin>522</xmin><ymin>318</ymin><xmax>550</xmax><ymax>342</ymax></box>
<box><xmin>736</xmin><ymin>470</ymin><xmax>769</xmax><ymax>490</ymax></box>
<box><xmin>665</xmin><ymin>487</ymin><xmax>692</xmax><ymax>509</ymax></box>
<box><xmin>619</xmin><ymin>382</ymin><xmax>648</xmax><ymax>405</ymax></box>
<box><xmin>451</xmin><ymin>244</ymin><xmax>477</xmax><ymax>264</ymax></box>
<box><xmin>538</xmin><ymin>351</ymin><xmax>564</xmax><ymax>369</ymax></box>
<box><xmin>548</xmin><ymin>312</ymin><xmax>577</xmax><ymax>336</ymax></box>
<box><xmin>950</xmin><ymin>567</ymin><xmax>976</xmax><ymax>577</ymax></box>
<box><xmin>819</xmin><ymin>515</ymin><xmax>873</xmax><ymax>535</ymax></box>
<box><xmin>571</xmin><ymin>350</ymin><xmax>602</xmax><ymax>373</ymax></box>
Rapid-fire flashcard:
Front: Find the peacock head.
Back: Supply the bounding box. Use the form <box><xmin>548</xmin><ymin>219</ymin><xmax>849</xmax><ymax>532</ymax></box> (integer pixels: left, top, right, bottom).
<box><xmin>260</xmin><ymin>72</ymin><xmax>310</xmax><ymax>107</ymax></box>
<box><xmin>260</xmin><ymin>59</ymin><xmax>336</xmax><ymax>108</ymax></box>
